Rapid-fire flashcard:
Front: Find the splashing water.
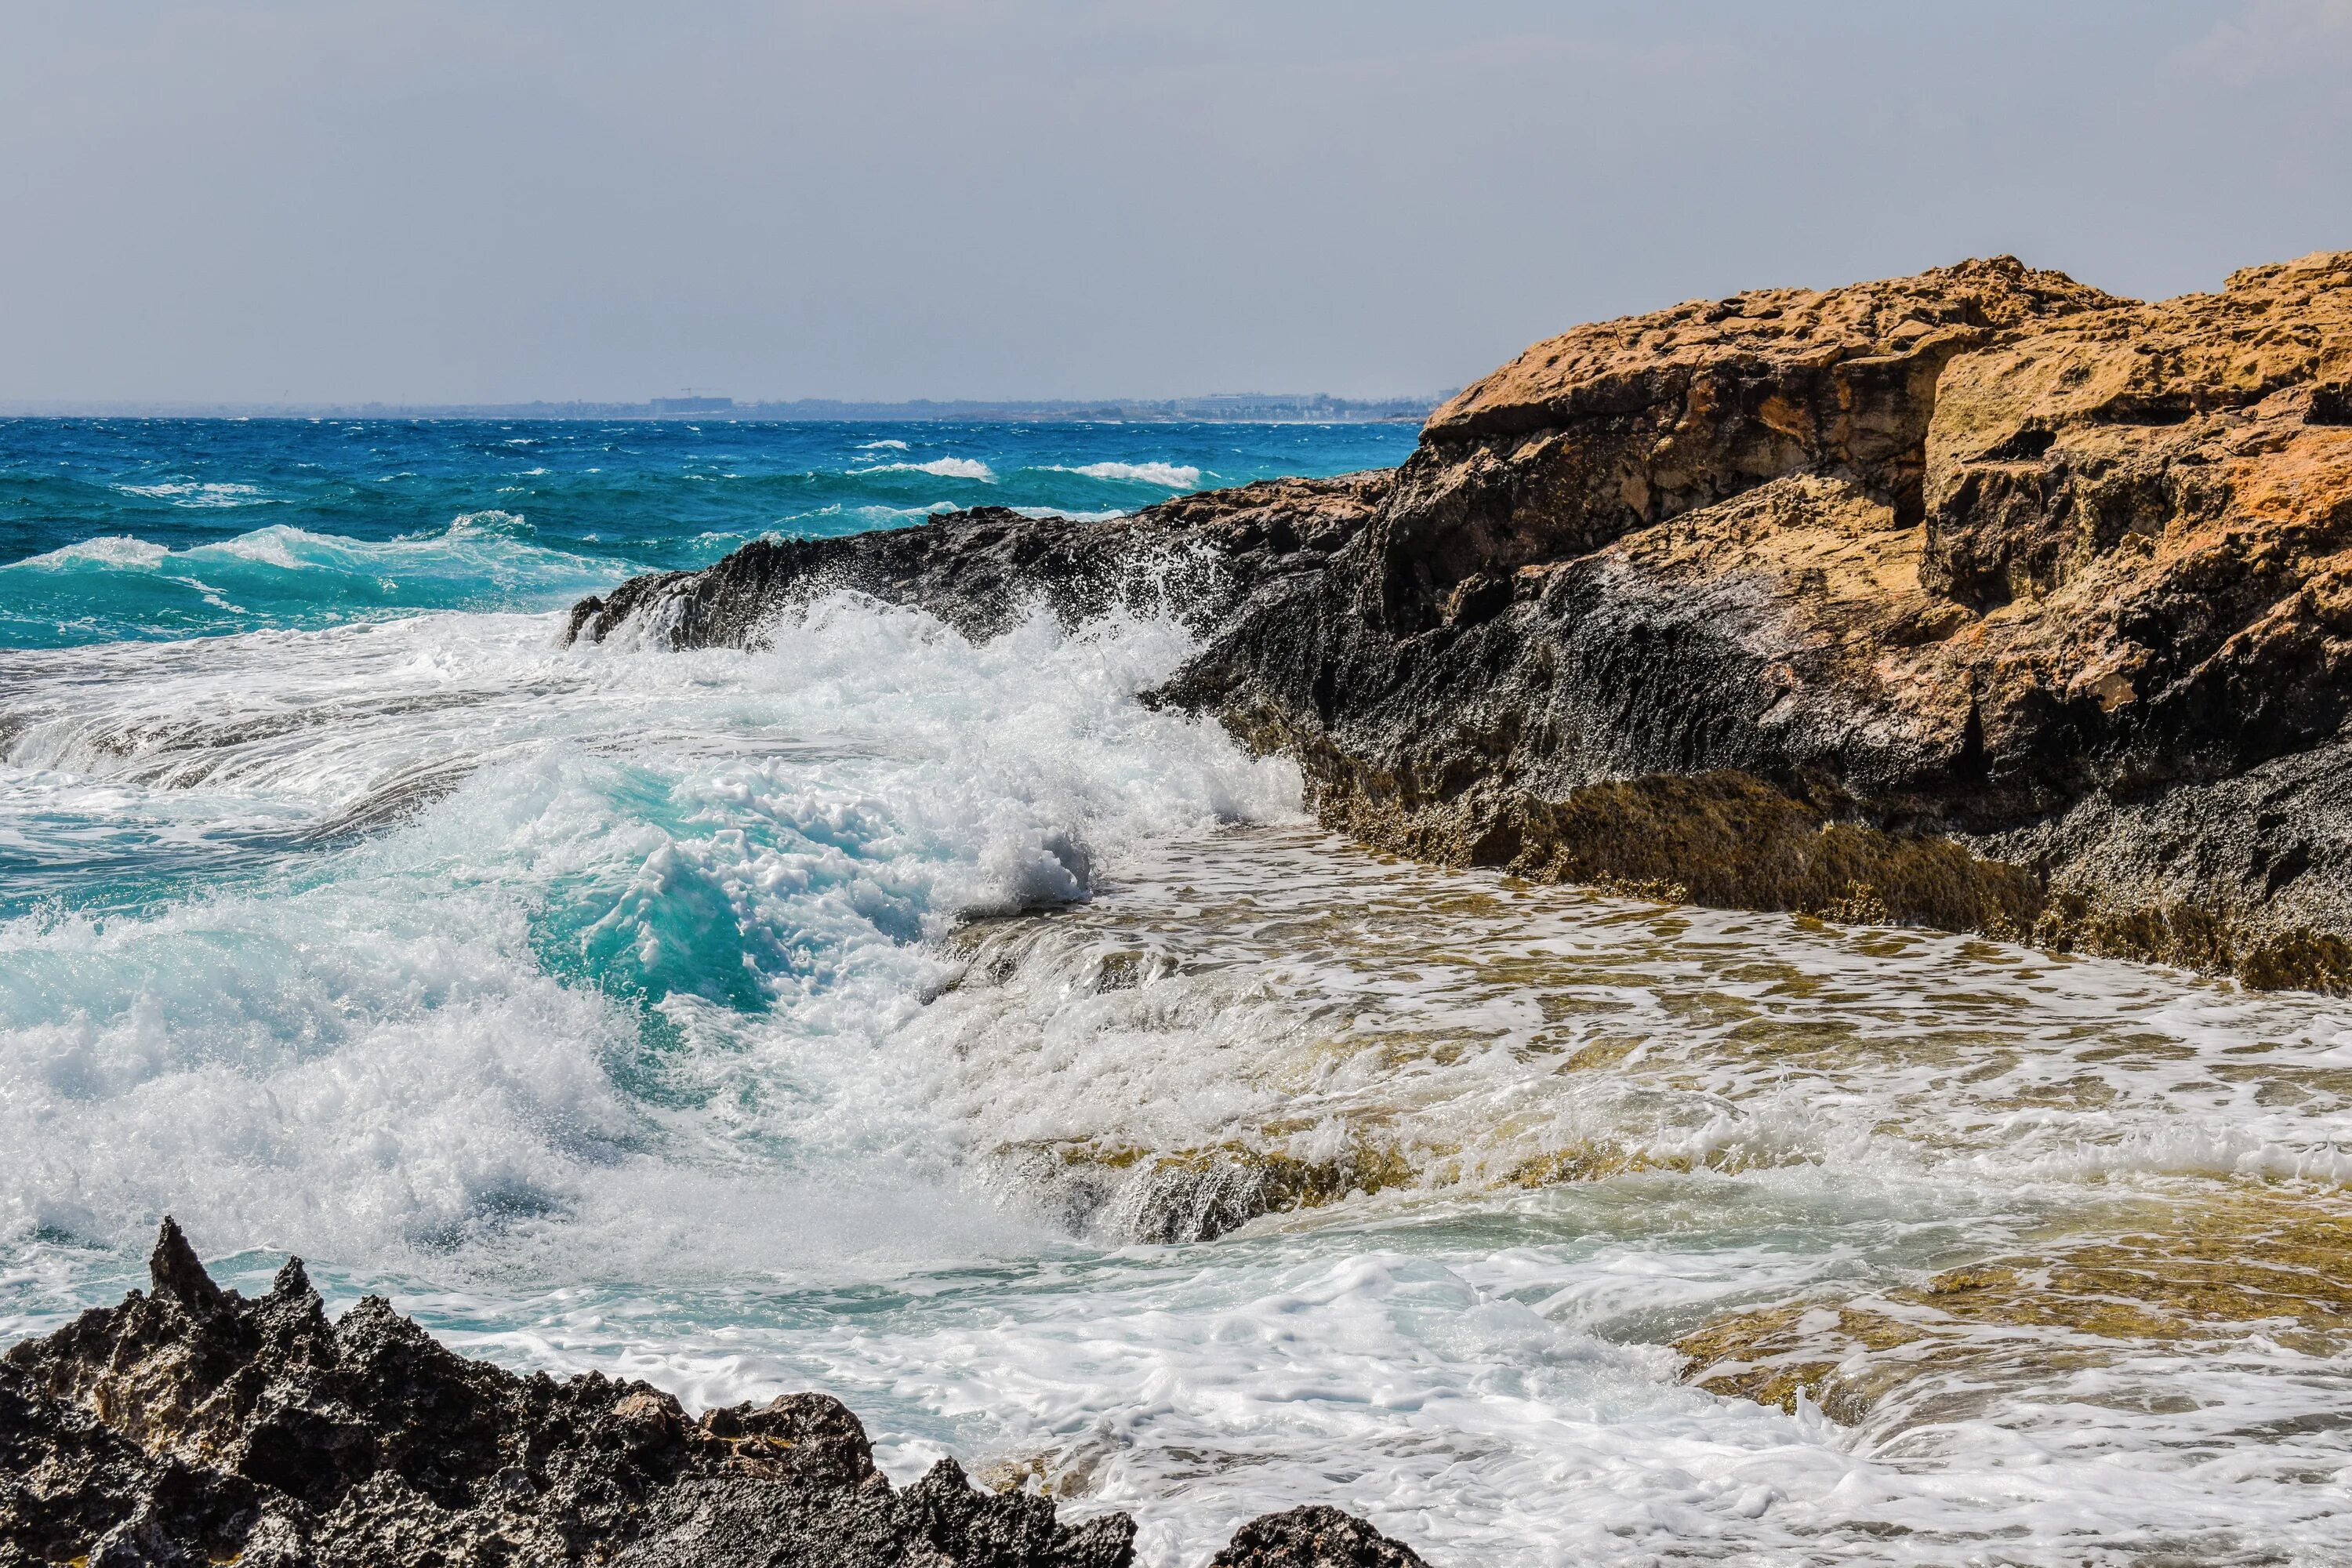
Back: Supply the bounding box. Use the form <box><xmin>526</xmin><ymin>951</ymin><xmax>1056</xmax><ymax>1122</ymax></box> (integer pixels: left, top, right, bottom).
<box><xmin>3</xmin><ymin>421</ymin><xmax>2350</xmax><ymax>1566</ymax></box>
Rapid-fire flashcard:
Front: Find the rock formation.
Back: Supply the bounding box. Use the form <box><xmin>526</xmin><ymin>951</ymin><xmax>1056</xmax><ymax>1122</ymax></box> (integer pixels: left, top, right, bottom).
<box><xmin>569</xmin><ymin>250</ymin><xmax>2352</xmax><ymax>989</ymax></box>
<box><xmin>0</xmin><ymin>1221</ymin><xmax>1426</xmax><ymax>1567</ymax></box>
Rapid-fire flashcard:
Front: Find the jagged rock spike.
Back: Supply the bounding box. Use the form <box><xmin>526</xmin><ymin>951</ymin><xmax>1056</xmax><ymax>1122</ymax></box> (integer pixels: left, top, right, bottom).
<box><xmin>147</xmin><ymin>1216</ymin><xmax>226</xmax><ymax>1312</ymax></box>
<box><xmin>270</xmin><ymin>1255</ymin><xmax>312</xmax><ymax>1301</ymax></box>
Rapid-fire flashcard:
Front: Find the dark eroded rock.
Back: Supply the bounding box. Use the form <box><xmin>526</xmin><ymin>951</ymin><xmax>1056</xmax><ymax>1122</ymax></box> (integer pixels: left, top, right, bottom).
<box><xmin>564</xmin><ymin>475</ymin><xmax>1392</xmax><ymax>650</ymax></box>
<box><xmin>1210</xmin><ymin>1506</ymin><xmax>1428</xmax><ymax>1568</ymax></box>
<box><xmin>7</xmin><ymin>1220</ymin><xmax>1258</xmax><ymax>1567</ymax></box>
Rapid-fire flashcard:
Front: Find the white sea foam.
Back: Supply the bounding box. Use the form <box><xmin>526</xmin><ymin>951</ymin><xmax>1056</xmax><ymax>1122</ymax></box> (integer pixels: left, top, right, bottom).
<box><xmin>1010</xmin><ymin>506</ymin><xmax>1127</xmax><ymax>522</ymax></box>
<box><xmin>852</xmin><ymin>458</ymin><xmax>997</xmax><ymax>481</ymax></box>
<box><xmin>8</xmin><ymin>535</ymin><xmax>172</xmax><ymax>571</ymax></box>
<box><xmin>438</xmin><ymin>510</ymin><xmax>538</xmax><ymax>539</ymax></box>
<box><xmin>0</xmin><ymin>598</ymin><xmax>1300</xmax><ymax>1264</ymax></box>
<box><xmin>115</xmin><ymin>481</ymin><xmax>270</xmax><ymax>508</ymax></box>
<box><xmin>1045</xmin><ymin>461</ymin><xmax>1203</xmax><ymax>488</ymax></box>
<box><xmin>857</xmin><ymin>439</ymin><xmax>912</xmax><ymax>451</ymax></box>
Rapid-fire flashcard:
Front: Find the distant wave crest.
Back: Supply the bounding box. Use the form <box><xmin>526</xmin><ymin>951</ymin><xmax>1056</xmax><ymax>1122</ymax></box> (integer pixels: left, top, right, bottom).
<box><xmin>115</xmin><ymin>481</ymin><xmax>270</xmax><ymax>508</ymax></box>
<box><xmin>851</xmin><ymin>457</ymin><xmax>997</xmax><ymax>481</ymax></box>
<box><xmin>0</xmin><ymin>521</ymin><xmax>630</xmax><ymax>645</ymax></box>
<box><xmin>1045</xmin><ymin>461</ymin><xmax>1202</xmax><ymax>488</ymax></box>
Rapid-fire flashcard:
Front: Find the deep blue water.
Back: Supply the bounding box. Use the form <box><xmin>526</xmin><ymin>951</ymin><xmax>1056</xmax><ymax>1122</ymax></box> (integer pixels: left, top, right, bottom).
<box><xmin>0</xmin><ymin>419</ymin><xmax>1415</xmax><ymax>647</ymax></box>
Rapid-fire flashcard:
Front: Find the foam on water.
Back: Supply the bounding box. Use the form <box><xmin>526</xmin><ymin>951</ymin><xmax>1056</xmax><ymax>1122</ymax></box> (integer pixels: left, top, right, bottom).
<box><xmin>0</xmin><ymin>521</ymin><xmax>633</xmax><ymax>644</ymax></box>
<box><xmin>4</xmin><ymin>416</ymin><xmax>2350</xmax><ymax>1563</ymax></box>
<box><xmin>0</xmin><ymin>597</ymin><xmax>1298</xmax><ymax>1264</ymax></box>
<box><xmin>854</xmin><ymin>457</ymin><xmax>999</xmax><ymax>481</ymax></box>
<box><xmin>1043</xmin><ymin>461</ymin><xmax>1205</xmax><ymax>488</ymax></box>
<box><xmin>114</xmin><ymin>480</ymin><xmax>270</xmax><ymax>508</ymax></box>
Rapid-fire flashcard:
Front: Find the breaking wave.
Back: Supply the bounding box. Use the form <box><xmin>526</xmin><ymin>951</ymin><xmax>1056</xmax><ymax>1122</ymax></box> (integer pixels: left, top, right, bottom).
<box><xmin>851</xmin><ymin>457</ymin><xmax>998</xmax><ymax>481</ymax></box>
<box><xmin>0</xmin><ymin>522</ymin><xmax>634</xmax><ymax>645</ymax></box>
<box><xmin>1043</xmin><ymin>461</ymin><xmax>1203</xmax><ymax>488</ymax></box>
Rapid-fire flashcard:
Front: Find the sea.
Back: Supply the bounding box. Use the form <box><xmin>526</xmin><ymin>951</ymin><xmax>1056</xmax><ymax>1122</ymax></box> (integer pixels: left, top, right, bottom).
<box><xmin>2</xmin><ymin>418</ymin><xmax>2348</xmax><ymax>1566</ymax></box>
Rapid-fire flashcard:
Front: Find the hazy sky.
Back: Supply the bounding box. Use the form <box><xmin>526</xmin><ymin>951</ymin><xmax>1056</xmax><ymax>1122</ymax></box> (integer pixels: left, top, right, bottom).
<box><xmin>5</xmin><ymin>1</ymin><xmax>2349</xmax><ymax>405</ymax></box>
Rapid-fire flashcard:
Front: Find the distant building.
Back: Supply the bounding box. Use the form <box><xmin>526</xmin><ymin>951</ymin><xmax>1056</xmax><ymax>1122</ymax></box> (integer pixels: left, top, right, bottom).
<box><xmin>651</xmin><ymin>396</ymin><xmax>734</xmax><ymax>415</ymax></box>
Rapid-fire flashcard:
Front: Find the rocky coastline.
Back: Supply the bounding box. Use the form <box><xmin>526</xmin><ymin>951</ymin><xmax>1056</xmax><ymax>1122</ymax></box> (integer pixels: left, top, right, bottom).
<box><xmin>1</xmin><ymin>1221</ymin><xmax>1427</xmax><ymax>1567</ymax></box>
<box><xmin>570</xmin><ymin>249</ymin><xmax>2352</xmax><ymax>991</ymax></box>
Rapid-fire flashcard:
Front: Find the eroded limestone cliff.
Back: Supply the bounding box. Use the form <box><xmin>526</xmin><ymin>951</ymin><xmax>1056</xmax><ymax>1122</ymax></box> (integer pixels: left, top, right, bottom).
<box><xmin>568</xmin><ymin>251</ymin><xmax>2352</xmax><ymax>989</ymax></box>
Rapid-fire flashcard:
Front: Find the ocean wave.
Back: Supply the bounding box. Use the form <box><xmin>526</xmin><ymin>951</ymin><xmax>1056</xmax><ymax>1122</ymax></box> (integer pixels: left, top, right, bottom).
<box><xmin>9</xmin><ymin>535</ymin><xmax>174</xmax><ymax>572</ymax></box>
<box><xmin>851</xmin><ymin>458</ymin><xmax>996</xmax><ymax>481</ymax></box>
<box><xmin>9</xmin><ymin>584</ymin><xmax>2352</xmax><ymax>1562</ymax></box>
<box><xmin>856</xmin><ymin>439</ymin><xmax>911</xmax><ymax>451</ymax></box>
<box><xmin>435</xmin><ymin>510</ymin><xmax>539</xmax><ymax>539</ymax></box>
<box><xmin>114</xmin><ymin>481</ymin><xmax>270</xmax><ymax>508</ymax></box>
<box><xmin>0</xmin><ymin>524</ymin><xmax>632</xmax><ymax>646</ymax></box>
<box><xmin>0</xmin><ymin>597</ymin><xmax>1301</xmax><ymax>1263</ymax></box>
<box><xmin>1043</xmin><ymin>461</ymin><xmax>1203</xmax><ymax>488</ymax></box>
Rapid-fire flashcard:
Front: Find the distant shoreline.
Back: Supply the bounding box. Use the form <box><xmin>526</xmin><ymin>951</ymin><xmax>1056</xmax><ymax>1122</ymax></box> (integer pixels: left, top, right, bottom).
<box><xmin>0</xmin><ymin>393</ymin><xmax>1443</xmax><ymax>424</ymax></box>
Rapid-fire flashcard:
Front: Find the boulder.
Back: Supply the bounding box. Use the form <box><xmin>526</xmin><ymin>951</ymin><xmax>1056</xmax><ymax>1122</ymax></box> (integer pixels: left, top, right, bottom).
<box><xmin>1210</xmin><ymin>1506</ymin><xmax>1428</xmax><ymax>1568</ymax></box>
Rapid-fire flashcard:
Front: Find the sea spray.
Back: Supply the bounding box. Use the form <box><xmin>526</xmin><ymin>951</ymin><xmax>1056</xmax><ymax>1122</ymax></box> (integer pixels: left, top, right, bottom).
<box><xmin>0</xmin><ymin>595</ymin><xmax>1301</xmax><ymax>1262</ymax></box>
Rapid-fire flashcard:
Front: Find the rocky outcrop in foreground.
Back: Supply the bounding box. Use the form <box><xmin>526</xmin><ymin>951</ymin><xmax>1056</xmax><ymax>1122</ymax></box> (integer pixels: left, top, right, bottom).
<box><xmin>572</xmin><ymin>251</ymin><xmax>2352</xmax><ymax>989</ymax></box>
<box><xmin>0</xmin><ymin>1221</ymin><xmax>1426</xmax><ymax>1568</ymax></box>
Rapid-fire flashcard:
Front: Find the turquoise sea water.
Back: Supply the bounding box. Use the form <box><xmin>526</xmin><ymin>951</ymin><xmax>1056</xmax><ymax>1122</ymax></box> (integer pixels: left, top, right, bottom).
<box><xmin>0</xmin><ymin>419</ymin><xmax>1410</xmax><ymax>648</ymax></box>
<box><xmin>4</xmin><ymin>418</ymin><xmax>2350</xmax><ymax>1566</ymax></box>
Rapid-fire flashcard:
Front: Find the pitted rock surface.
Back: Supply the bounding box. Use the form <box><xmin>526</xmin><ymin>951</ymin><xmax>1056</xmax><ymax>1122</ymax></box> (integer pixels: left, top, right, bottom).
<box><xmin>1</xmin><ymin>1221</ymin><xmax>1152</xmax><ymax>1566</ymax></box>
<box><xmin>1208</xmin><ymin>1507</ymin><xmax>1428</xmax><ymax>1568</ymax></box>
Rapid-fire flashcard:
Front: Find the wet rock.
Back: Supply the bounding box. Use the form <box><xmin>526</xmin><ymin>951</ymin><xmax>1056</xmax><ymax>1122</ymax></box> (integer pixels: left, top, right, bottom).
<box><xmin>1210</xmin><ymin>1506</ymin><xmax>1428</xmax><ymax>1568</ymax></box>
<box><xmin>566</xmin><ymin>250</ymin><xmax>2352</xmax><ymax>990</ymax></box>
<box><xmin>3</xmin><ymin>1222</ymin><xmax>1422</xmax><ymax>1567</ymax></box>
<box><xmin>2</xmin><ymin>1220</ymin><xmax>1145</xmax><ymax>1566</ymax></box>
<box><xmin>1004</xmin><ymin>1138</ymin><xmax>1419</xmax><ymax>1245</ymax></box>
<box><xmin>564</xmin><ymin>474</ymin><xmax>1392</xmax><ymax>649</ymax></box>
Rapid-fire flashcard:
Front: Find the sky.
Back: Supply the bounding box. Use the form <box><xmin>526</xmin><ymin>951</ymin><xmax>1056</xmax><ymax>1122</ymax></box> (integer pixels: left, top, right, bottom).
<box><xmin>4</xmin><ymin>0</ymin><xmax>2350</xmax><ymax>406</ymax></box>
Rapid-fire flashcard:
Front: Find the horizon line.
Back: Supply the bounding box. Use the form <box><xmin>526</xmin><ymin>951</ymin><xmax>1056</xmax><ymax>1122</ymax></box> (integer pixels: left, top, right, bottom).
<box><xmin>0</xmin><ymin>390</ymin><xmax>1453</xmax><ymax>424</ymax></box>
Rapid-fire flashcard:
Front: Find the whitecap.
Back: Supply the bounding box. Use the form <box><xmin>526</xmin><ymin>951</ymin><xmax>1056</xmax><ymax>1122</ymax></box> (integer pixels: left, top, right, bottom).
<box><xmin>441</xmin><ymin>510</ymin><xmax>537</xmax><ymax>539</ymax></box>
<box><xmin>851</xmin><ymin>458</ymin><xmax>996</xmax><ymax>481</ymax></box>
<box><xmin>114</xmin><ymin>481</ymin><xmax>269</xmax><ymax>508</ymax></box>
<box><xmin>1044</xmin><ymin>461</ymin><xmax>1203</xmax><ymax>488</ymax></box>
<box><xmin>5</xmin><ymin>535</ymin><xmax>172</xmax><ymax>572</ymax></box>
